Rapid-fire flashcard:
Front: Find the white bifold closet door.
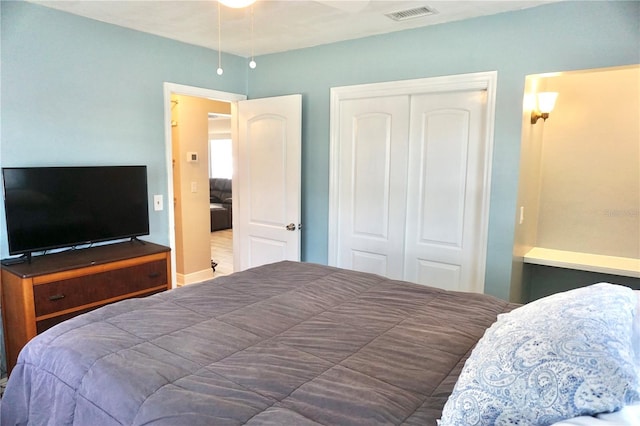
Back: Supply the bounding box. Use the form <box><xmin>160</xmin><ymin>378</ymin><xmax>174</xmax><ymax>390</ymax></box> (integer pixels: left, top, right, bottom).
<box><xmin>332</xmin><ymin>81</ymin><xmax>491</xmax><ymax>293</ymax></box>
<box><xmin>336</xmin><ymin>96</ymin><xmax>410</xmax><ymax>279</ymax></box>
<box><xmin>404</xmin><ymin>90</ymin><xmax>486</xmax><ymax>292</ymax></box>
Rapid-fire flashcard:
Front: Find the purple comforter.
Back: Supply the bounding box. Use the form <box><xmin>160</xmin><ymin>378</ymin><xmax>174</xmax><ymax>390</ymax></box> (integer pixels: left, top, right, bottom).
<box><xmin>1</xmin><ymin>261</ymin><xmax>516</xmax><ymax>425</ymax></box>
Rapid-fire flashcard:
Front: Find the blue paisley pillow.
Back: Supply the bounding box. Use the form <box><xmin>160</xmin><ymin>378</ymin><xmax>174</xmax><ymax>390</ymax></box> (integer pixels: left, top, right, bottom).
<box><xmin>439</xmin><ymin>283</ymin><xmax>640</xmax><ymax>426</ymax></box>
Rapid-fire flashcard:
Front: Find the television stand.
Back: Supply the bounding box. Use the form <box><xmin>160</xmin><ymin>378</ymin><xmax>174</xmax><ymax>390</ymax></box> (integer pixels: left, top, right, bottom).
<box><xmin>1</xmin><ymin>254</ymin><xmax>29</xmax><ymax>266</ymax></box>
<box><xmin>0</xmin><ymin>240</ymin><xmax>171</xmax><ymax>375</ymax></box>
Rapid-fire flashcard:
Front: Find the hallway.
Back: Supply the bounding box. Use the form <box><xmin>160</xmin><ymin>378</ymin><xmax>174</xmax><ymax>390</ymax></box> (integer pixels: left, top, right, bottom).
<box><xmin>210</xmin><ymin>229</ymin><xmax>233</xmax><ymax>278</ymax></box>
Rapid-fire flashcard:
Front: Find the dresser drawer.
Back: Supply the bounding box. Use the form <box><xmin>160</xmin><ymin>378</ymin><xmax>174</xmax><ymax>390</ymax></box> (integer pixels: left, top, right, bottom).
<box><xmin>35</xmin><ymin>286</ymin><xmax>167</xmax><ymax>334</ymax></box>
<box><xmin>2</xmin><ymin>241</ymin><xmax>171</xmax><ymax>375</ymax></box>
<box><xmin>33</xmin><ymin>259</ymin><xmax>168</xmax><ymax>317</ymax></box>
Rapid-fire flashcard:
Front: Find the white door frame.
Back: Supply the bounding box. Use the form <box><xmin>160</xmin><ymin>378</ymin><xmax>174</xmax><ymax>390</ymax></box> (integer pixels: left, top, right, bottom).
<box><xmin>163</xmin><ymin>82</ymin><xmax>246</xmax><ymax>288</ymax></box>
<box><xmin>327</xmin><ymin>71</ymin><xmax>497</xmax><ymax>289</ymax></box>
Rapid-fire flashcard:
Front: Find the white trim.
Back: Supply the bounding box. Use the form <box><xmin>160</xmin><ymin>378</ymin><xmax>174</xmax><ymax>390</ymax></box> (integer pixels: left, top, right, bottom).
<box><xmin>230</xmin><ymin>102</ymin><xmax>240</xmax><ymax>272</ymax></box>
<box><xmin>524</xmin><ymin>247</ymin><xmax>640</xmax><ymax>278</ymax></box>
<box><xmin>176</xmin><ymin>268</ymin><xmax>216</xmax><ymax>287</ymax></box>
<box><xmin>330</xmin><ymin>72</ymin><xmax>495</xmax><ymax>101</ymax></box>
<box><xmin>479</xmin><ymin>72</ymin><xmax>498</xmax><ymax>293</ymax></box>
<box><xmin>328</xmin><ymin>71</ymin><xmax>497</xmax><ymax>292</ymax></box>
<box><xmin>162</xmin><ymin>82</ymin><xmax>246</xmax><ymax>288</ymax></box>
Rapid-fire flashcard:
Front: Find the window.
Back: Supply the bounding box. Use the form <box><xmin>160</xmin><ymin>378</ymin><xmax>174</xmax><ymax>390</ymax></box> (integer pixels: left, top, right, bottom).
<box><xmin>209</xmin><ymin>139</ymin><xmax>232</xmax><ymax>179</ymax></box>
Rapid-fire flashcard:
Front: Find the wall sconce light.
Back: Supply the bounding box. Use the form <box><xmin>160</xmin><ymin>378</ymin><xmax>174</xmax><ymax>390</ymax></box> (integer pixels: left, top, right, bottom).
<box><xmin>219</xmin><ymin>0</ymin><xmax>256</xmax><ymax>8</ymax></box>
<box><xmin>531</xmin><ymin>92</ymin><xmax>558</xmax><ymax>124</ymax></box>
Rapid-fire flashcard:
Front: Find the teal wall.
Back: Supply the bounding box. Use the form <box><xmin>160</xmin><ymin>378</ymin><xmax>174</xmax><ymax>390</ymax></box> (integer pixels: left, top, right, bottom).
<box><xmin>247</xmin><ymin>1</ymin><xmax>639</xmax><ymax>301</ymax></box>
<box><xmin>1</xmin><ymin>1</ymin><xmax>639</xmax><ymax>303</ymax></box>
<box><xmin>526</xmin><ymin>265</ymin><xmax>640</xmax><ymax>302</ymax></box>
<box><xmin>1</xmin><ymin>0</ymin><xmax>247</xmax><ymax>253</ymax></box>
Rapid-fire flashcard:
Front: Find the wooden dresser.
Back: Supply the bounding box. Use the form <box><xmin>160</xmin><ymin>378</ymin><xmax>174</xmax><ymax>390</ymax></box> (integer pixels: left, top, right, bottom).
<box><xmin>1</xmin><ymin>241</ymin><xmax>171</xmax><ymax>374</ymax></box>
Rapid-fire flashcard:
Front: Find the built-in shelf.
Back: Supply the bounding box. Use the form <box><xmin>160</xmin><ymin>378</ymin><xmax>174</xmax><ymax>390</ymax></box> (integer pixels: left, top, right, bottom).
<box><xmin>524</xmin><ymin>247</ymin><xmax>640</xmax><ymax>278</ymax></box>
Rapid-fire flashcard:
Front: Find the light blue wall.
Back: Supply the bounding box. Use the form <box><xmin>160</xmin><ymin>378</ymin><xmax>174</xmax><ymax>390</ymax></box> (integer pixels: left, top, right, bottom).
<box><xmin>1</xmin><ymin>1</ymin><xmax>639</xmax><ymax>303</ymax></box>
<box><xmin>247</xmin><ymin>0</ymin><xmax>640</xmax><ymax>301</ymax></box>
<box><xmin>1</xmin><ymin>0</ymin><xmax>247</xmax><ymax>253</ymax></box>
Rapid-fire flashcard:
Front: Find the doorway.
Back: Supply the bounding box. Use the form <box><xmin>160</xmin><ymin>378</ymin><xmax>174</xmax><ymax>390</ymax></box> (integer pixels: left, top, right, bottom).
<box><xmin>163</xmin><ymin>83</ymin><xmax>246</xmax><ymax>288</ymax></box>
<box><xmin>208</xmin><ymin>122</ymin><xmax>234</xmax><ymax>278</ymax></box>
<box><xmin>164</xmin><ymin>86</ymin><xmax>303</xmax><ymax>286</ymax></box>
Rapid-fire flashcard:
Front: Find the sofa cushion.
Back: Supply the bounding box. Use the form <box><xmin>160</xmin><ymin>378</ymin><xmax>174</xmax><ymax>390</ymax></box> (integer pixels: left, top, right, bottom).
<box><xmin>209</xmin><ymin>178</ymin><xmax>232</xmax><ymax>203</ymax></box>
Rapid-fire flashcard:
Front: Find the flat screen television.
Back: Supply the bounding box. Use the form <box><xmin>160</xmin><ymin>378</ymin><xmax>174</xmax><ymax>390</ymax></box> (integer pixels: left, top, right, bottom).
<box><xmin>2</xmin><ymin>166</ymin><xmax>150</xmax><ymax>259</ymax></box>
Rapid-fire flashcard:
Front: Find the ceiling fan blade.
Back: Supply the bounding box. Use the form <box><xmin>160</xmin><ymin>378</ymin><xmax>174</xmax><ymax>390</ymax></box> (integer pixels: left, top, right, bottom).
<box><xmin>315</xmin><ymin>0</ymin><xmax>370</xmax><ymax>13</ymax></box>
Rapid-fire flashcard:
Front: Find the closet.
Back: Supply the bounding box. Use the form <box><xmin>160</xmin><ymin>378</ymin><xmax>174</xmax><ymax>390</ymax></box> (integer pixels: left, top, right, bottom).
<box><xmin>328</xmin><ymin>73</ymin><xmax>496</xmax><ymax>293</ymax></box>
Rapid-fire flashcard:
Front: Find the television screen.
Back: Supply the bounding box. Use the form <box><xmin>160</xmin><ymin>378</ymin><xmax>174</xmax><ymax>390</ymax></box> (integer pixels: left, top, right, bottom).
<box><xmin>2</xmin><ymin>166</ymin><xmax>150</xmax><ymax>256</ymax></box>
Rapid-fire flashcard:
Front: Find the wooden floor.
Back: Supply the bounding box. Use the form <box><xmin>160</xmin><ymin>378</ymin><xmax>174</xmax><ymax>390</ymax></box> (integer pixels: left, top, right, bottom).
<box><xmin>210</xmin><ymin>229</ymin><xmax>233</xmax><ymax>278</ymax></box>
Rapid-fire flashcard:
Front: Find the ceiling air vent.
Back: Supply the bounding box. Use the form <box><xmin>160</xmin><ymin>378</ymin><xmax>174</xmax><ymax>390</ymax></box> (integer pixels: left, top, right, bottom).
<box><xmin>385</xmin><ymin>6</ymin><xmax>437</xmax><ymax>22</ymax></box>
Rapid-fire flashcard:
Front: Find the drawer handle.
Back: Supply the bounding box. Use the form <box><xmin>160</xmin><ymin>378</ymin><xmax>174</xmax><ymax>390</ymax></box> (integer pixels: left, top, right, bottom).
<box><xmin>148</xmin><ymin>272</ymin><xmax>160</xmax><ymax>279</ymax></box>
<box><xmin>49</xmin><ymin>294</ymin><xmax>66</xmax><ymax>301</ymax></box>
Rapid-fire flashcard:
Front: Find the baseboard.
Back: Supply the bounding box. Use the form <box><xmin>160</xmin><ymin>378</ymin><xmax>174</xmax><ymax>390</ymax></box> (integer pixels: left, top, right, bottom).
<box><xmin>176</xmin><ymin>268</ymin><xmax>214</xmax><ymax>286</ymax></box>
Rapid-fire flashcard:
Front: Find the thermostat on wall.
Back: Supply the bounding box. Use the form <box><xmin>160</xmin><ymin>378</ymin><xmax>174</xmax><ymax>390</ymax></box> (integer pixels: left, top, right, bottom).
<box><xmin>186</xmin><ymin>152</ymin><xmax>198</xmax><ymax>163</ymax></box>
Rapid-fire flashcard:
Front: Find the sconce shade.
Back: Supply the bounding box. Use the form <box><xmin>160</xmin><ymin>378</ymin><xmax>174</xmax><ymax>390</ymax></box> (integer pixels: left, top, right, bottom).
<box><xmin>531</xmin><ymin>91</ymin><xmax>559</xmax><ymax>124</ymax></box>
<box><xmin>537</xmin><ymin>92</ymin><xmax>558</xmax><ymax>113</ymax></box>
<box><xmin>219</xmin><ymin>0</ymin><xmax>256</xmax><ymax>8</ymax></box>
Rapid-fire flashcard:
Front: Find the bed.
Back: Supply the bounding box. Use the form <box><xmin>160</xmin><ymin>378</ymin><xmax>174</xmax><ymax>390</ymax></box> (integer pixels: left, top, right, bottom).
<box><xmin>1</xmin><ymin>261</ymin><xmax>639</xmax><ymax>425</ymax></box>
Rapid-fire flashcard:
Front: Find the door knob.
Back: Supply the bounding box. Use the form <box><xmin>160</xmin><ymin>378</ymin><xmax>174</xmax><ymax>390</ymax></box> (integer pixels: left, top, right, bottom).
<box><xmin>286</xmin><ymin>223</ymin><xmax>296</xmax><ymax>231</ymax></box>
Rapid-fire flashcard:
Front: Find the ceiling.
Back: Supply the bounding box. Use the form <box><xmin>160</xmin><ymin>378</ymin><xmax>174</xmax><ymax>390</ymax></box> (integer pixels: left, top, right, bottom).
<box><xmin>28</xmin><ymin>0</ymin><xmax>558</xmax><ymax>57</ymax></box>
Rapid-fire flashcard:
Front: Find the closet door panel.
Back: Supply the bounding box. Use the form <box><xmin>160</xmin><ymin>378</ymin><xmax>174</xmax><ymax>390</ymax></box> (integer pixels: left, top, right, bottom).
<box><xmin>416</xmin><ymin>260</ymin><xmax>461</xmax><ymax>291</ymax></box>
<box><xmin>405</xmin><ymin>90</ymin><xmax>487</xmax><ymax>292</ymax></box>
<box><xmin>352</xmin><ymin>114</ymin><xmax>392</xmax><ymax>237</ymax></box>
<box><xmin>336</xmin><ymin>96</ymin><xmax>410</xmax><ymax>279</ymax></box>
<box><xmin>351</xmin><ymin>251</ymin><xmax>388</xmax><ymax>277</ymax></box>
<box><xmin>419</xmin><ymin>109</ymin><xmax>469</xmax><ymax>246</ymax></box>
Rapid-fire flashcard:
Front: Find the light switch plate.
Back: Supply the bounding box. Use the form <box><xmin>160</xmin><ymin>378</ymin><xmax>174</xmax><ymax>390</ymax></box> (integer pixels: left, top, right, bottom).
<box><xmin>154</xmin><ymin>194</ymin><xmax>163</xmax><ymax>211</ymax></box>
<box><xmin>186</xmin><ymin>152</ymin><xmax>198</xmax><ymax>162</ymax></box>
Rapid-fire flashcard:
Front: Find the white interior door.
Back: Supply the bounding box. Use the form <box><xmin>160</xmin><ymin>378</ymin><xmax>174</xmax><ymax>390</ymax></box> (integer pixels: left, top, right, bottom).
<box><xmin>235</xmin><ymin>94</ymin><xmax>302</xmax><ymax>271</ymax></box>
<box><xmin>335</xmin><ymin>96</ymin><xmax>410</xmax><ymax>279</ymax></box>
<box><xmin>404</xmin><ymin>90</ymin><xmax>487</xmax><ymax>292</ymax></box>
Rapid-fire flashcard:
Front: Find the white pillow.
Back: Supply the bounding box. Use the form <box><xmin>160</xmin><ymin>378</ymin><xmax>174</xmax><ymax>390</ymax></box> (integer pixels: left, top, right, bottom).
<box><xmin>632</xmin><ymin>291</ymin><xmax>640</xmax><ymax>366</ymax></box>
<box><xmin>551</xmin><ymin>402</ymin><xmax>640</xmax><ymax>425</ymax></box>
<box><xmin>439</xmin><ymin>283</ymin><xmax>640</xmax><ymax>426</ymax></box>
